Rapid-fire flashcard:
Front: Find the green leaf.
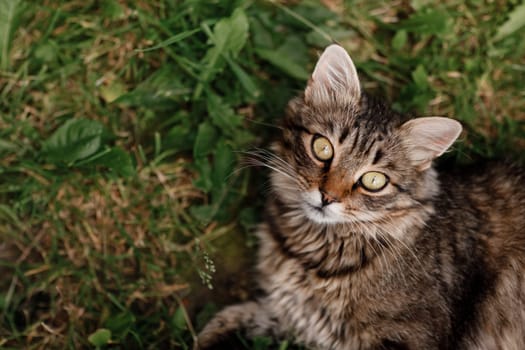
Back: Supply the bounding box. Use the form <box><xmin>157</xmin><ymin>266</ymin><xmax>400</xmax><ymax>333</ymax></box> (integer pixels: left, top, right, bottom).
<box><xmin>207</xmin><ymin>94</ymin><xmax>242</xmax><ymax>135</ymax></box>
<box><xmin>43</xmin><ymin>118</ymin><xmax>105</xmax><ymax>164</ymax></box>
<box><xmin>99</xmin><ymin>81</ymin><xmax>127</xmax><ymax>103</ymax></box>
<box><xmin>34</xmin><ymin>40</ymin><xmax>58</xmax><ymax>63</ymax></box>
<box><xmin>88</xmin><ymin>328</ymin><xmax>111</xmax><ymax>347</ymax></box>
<box><xmin>195</xmin><ymin>7</ymin><xmax>250</xmax><ymax>99</ymax></box>
<box><xmin>193</xmin><ymin>158</ymin><xmax>213</xmax><ymax>192</ymax></box>
<box><xmin>213</xmin><ymin>7</ymin><xmax>249</xmax><ymax>58</ymax></box>
<box><xmin>89</xmin><ymin>147</ymin><xmax>135</xmax><ymax>177</ymax></box>
<box><xmin>0</xmin><ymin>0</ymin><xmax>23</xmax><ymax>70</ymax></box>
<box><xmin>397</xmin><ymin>9</ymin><xmax>450</xmax><ymax>36</ymax></box>
<box><xmin>167</xmin><ymin>125</ymin><xmax>195</xmax><ymax>153</ymax></box>
<box><xmin>253</xmin><ymin>336</ymin><xmax>273</xmax><ymax>350</ymax></box>
<box><xmin>226</xmin><ymin>58</ymin><xmax>261</xmax><ymax>99</ymax></box>
<box><xmin>255</xmin><ymin>48</ymin><xmax>310</xmax><ymax>80</ymax></box>
<box><xmin>172</xmin><ymin>307</ymin><xmax>187</xmax><ymax>330</ymax></box>
<box><xmin>190</xmin><ymin>204</ymin><xmax>214</xmax><ymax>223</ymax></box>
<box><xmin>116</xmin><ymin>66</ymin><xmax>189</xmax><ymax>110</ymax></box>
<box><xmin>251</xmin><ymin>17</ymin><xmax>274</xmax><ymax>49</ymax></box>
<box><xmin>493</xmin><ymin>3</ymin><xmax>525</xmax><ymax>41</ymax></box>
<box><xmin>278</xmin><ymin>36</ymin><xmax>310</xmax><ymax>66</ymax></box>
<box><xmin>392</xmin><ymin>30</ymin><xmax>407</xmax><ymax>51</ymax></box>
<box><xmin>101</xmin><ymin>0</ymin><xmax>124</xmax><ymax>20</ymax></box>
<box><xmin>412</xmin><ymin>65</ymin><xmax>429</xmax><ymax>90</ymax></box>
<box><xmin>212</xmin><ymin>139</ymin><xmax>235</xmax><ymax>190</ymax></box>
<box><xmin>104</xmin><ymin>311</ymin><xmax>135</xmax><ymax>337</ymax></box>
<box><xmin>193</xmin><ymin>122</ymin><xmax>219</xmax><ymax>159</ymax></box>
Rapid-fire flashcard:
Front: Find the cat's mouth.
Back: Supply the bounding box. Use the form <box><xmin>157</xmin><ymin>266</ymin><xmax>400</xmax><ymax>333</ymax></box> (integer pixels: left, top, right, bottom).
<box><xmin>302</xmin><ymin>202</ymin><xmax>346</xmax><ymax>224</ymax></box>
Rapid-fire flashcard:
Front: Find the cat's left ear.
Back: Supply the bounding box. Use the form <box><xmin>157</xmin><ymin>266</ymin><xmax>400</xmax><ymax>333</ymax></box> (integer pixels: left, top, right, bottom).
<box><xmin>399</xmin><ymin>117</ymin><xmax>462</xmax><ymax>171</ymax></box>
<box><xmin>304</xmin><ymin>44</ymin><xmax>361</xmax><ymax>107</ymax></box>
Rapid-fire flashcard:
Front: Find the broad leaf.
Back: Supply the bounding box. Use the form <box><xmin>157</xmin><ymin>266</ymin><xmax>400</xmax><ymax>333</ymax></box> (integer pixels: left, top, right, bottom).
<box><xmin>213</xmin><ymin>7</ymin><xmax>249</xmax><ymax>58</ymax></box>
<box><xmin>87</xmin><ymin>328</ymin><xmax>111</xmax><ymax>347</ymax></box>
<box><xmin>172</xmin><ymin>307</ymin><xmax>188</xmax><ymax>330</ymax></box>
<box><xmin>193</xmin><ymin>122</ymin><xmax>218</xmax><ymax>159</ymax></box>
<box><xmin>195</xmin><ymin>7</ymin><xmax>250</xmax><ymax>98</ymax></box>
<box><xmin>211</xmin><ymin>139</ymin><xmax>235</xmax><ymax>197</ymax></box>
<box><xmin>412</xmin><ymin>65</ymin><xmax>429</xmax><ymax>90</ymax></box>
<box><xmin>99</xmin><ymin>81</ymin><xmax>127</xmax><ymax>103</ymax></box>
<box><xmin>190</xmin><ymin>204</ymin><xmax>215</xmax><ymax>223</ymax></box>
<box><xmin>207</xmin><ymin>94</ymin><xmax>242</xmax><ymax>135</ymax></box>
<box><xmin>193</xmin><ymin>158</ymin><xmax>213</xmax><ymax>192</ymax></box>
<box><xmin>116</xmin><ymin>66</ymin><xmax>189</xmax><ymax>110</ymax></box>
<box><xmin>89</xmin><ymin>147</ymin><xmax>135</xmax><ymax>177</ymax></box>
<box><xmin>255</xmin><ymin>48</ymin><xmax>309</xmax><ymax>80</ymax></box>
<box><xmin>167</xmin><ymin>125</ymin><xmax>195</xmax><ymax>153</ymax></box>
<box><xmin>104</xmin><ymin>311</ymin><xmax>135</xmax><ymax>337</ymax></box>
<box><xmin>43</xmin><ymin>118</ymin><xmax>105</xmax><ymax>164</ymax></box>
<box><xmin>226</xmin><ymin>58</ymin><xmax>261</xmax><ymax>99</ymax></box>
<box><xmin>392</xmin><ymin>30</ymin><xmax>407</xmax><ymax>50</ymax></box>
<box><xmin>397</xmin><ymin>9</ymin><xmax>450</xmax><ymax>36</ymax></box>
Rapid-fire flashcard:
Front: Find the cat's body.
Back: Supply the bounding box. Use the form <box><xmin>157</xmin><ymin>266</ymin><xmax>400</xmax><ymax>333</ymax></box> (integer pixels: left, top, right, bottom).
<box><xmin>198</xmin><ymin>45</ymin><xmax>525</xmax><ymax>349</ymax></box>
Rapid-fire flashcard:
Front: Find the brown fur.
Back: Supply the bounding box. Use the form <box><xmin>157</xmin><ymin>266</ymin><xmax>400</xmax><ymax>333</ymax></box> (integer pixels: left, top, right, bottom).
<box><xmin>197</xmin><ymin>45</ymin><xmax>525</xmax><ymax>349</ymax></box>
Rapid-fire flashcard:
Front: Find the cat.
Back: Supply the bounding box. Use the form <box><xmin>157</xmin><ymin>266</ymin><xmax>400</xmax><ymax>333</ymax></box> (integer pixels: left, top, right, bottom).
<box><xmin>197</xmin><ymin>44</ymin><xmax>525</xmax><ymax>349</ymax></box>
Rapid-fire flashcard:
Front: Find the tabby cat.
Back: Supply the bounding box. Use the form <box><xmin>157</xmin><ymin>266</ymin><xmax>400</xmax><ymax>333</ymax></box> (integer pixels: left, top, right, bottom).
<box><xmin>197</xmin><ymin>44</ymin><xmax>525</xmax><ymax>349</ymax></box>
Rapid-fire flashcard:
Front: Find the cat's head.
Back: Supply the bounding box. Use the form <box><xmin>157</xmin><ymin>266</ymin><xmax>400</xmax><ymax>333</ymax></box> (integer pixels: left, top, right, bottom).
<box><xmin>270</xmin><ymin>44</ymin><xmax>462</xmax><ymax>229</ymax></box>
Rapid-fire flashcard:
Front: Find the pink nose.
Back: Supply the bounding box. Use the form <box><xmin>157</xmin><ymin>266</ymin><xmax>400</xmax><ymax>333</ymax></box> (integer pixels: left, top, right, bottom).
<box><xmin>320</xmin><ymin>190</ymin><xmax>339</xmax><ymax>206</ymax></box>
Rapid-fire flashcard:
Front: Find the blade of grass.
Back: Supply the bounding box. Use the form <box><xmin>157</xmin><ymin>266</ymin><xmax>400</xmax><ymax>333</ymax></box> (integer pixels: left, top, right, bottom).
<box><xmin>493</xmin><ymin>2</ymin><xmax>525</xmax><ymax>41</ymax></box>
<box><xmin>0</xmin><ymin>0</ymin><xmax>23</xmax><ymax>70</ymax></box>
<box><xmin>135</xmin><ymin>28</ymin><xmax>201</xmax><ymax>52</ymax></box>
<box><xmin>269</xmin><ymin>0</ymin><xmax>333</xmax><ymax>44</ymax></box>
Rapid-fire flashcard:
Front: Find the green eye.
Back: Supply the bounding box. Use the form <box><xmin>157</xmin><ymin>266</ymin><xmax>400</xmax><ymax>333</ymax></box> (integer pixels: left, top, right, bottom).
<box><xmin>359</xmin><ymin>171</ymin><xmax>388</xmax><ymax>192</ymax></box>
<box><xmin>312</xmin><ymin>136</ymin><xmax>334</xmax><ymax>161</ymax></box>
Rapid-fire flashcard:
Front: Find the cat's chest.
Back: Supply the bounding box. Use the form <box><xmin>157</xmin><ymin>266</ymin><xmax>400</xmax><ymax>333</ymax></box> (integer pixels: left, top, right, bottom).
<box><xmin>256</xmin><ymin>222</ymin><xmax>389</xmax><ymax>302</ymax></box>
<box><xmin>256</xmin><ymin>225</ymin><xmax>391</xmax><ymax>347</ymax></box>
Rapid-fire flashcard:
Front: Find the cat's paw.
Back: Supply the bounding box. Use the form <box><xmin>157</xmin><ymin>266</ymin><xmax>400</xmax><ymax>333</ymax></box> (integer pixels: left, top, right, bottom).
<box><xmin>197</xmin><ymin>316</ymin><xmax>232</xmax><ymax>349</ymax></box>
<box><xmin>196</xmin><ymin>329</ymin><xmax>246</xmax><ymax>350</ymax></box>
<box><xmin>197</xmin><ymin>302</ymin><xmax>257</xmax><ymax>349</ymax></box>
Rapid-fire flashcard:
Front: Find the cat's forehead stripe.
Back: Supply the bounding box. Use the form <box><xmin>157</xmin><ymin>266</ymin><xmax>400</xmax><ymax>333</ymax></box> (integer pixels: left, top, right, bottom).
<box><xmin>339</xmin><ymin>127</ymin><xmax>350</xmax><ymax>144</ymax></box>
<box><xmin>372</xmin><ymin>149</ymin><xmax>383</xmax><ymax>165</ymax></box>
<box><xmin>349</xmin><ymin>129</ymin><xmax>360</xmax><ymax>153</ymax></box>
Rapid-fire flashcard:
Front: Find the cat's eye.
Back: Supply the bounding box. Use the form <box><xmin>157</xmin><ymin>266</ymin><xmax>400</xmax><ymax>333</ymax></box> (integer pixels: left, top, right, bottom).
<box><xmin>359</xmin><ymin>171</ymin><xmax>388</xmax><ymax>192</ymax></box>
<box><xmin>312</xmin><ymin>136</ymin><xmax>334</xmax><ymax>161</ymax></box>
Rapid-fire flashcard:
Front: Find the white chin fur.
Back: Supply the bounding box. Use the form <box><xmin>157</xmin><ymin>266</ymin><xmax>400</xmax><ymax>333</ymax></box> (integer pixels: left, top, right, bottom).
<box><xmin>303</xmin><ymin>204</ymin><xmax>347</xmax><ymax>224</ymax></box>
<box><xmin>301</xmin><ymin>191</ymin><xmax>347</xmax><ymax>224</ymax></box>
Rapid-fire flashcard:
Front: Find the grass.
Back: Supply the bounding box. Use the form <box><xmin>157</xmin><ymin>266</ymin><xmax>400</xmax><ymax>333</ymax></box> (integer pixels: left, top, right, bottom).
<box><xmin>0</xmin><ymin>0</ymin><xmax>524</xmax><ymax>349</ymax></box>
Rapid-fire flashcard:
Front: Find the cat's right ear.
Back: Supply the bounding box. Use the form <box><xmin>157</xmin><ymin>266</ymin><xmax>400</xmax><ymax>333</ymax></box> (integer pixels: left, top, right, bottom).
<box><xmin>399</xmin><ymin>117</ymin><xmax>462</xmax><ymax>171</ymax></box>
<box><xmin>304</xmin><ymin>44</ymin><xmax>361</xmax><ymax>107</ymax></box>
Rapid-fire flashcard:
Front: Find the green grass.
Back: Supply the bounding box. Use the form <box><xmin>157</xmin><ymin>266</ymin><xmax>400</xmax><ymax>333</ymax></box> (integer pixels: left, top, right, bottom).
<box><xmin>0</xmin><ymin>0</ymin><xmax>524</xmax><ymax>349</ymax></box>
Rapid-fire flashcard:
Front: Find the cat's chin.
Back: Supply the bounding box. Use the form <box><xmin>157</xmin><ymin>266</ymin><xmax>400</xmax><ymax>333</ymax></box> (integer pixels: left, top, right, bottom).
<box><xmin>302</xmin><ymin>203</ymin><xmax>348</xmax><ymax>225</ymax></box>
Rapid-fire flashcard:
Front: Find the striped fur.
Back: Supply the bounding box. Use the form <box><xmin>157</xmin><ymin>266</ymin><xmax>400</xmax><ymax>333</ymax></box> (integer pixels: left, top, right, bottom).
<box><xmin>198</xmin><ymin>45</ymin><xmax>525</xmax><ymax>349</ymax></box>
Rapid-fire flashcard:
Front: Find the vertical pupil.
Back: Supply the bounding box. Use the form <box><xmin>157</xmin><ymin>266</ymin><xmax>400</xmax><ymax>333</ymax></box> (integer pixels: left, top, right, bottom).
<box><xmin>312</xmin><ymin>136</ymin><xmax>334</xmax><ymax>162</ymax></box>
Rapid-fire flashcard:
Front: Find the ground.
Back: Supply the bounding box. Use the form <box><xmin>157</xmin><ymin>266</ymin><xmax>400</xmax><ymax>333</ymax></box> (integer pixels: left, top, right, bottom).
<box><xmin>0</xmin><ymin>0</ymin><xmax>524</xmax><ymax>349</ymax></box>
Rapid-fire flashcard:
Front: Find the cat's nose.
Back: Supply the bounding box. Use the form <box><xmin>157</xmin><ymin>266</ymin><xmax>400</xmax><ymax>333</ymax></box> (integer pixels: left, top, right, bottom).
<box><xmin>320</xmin><ymin>190</ymin><xmax>338</xmax><ymax>206</ymax></box>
